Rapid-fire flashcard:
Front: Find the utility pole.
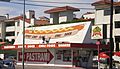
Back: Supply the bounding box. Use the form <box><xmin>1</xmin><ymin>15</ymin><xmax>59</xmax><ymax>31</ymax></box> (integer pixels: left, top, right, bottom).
<box><xmin>109</xmin><ymin>0</ymin><xmax>113</xmax><ymax>69</ymax></box>
<box><xmin>22</xmin><ymin>0</ymin><xmax>25</xmax><ymax>69</ymax></box>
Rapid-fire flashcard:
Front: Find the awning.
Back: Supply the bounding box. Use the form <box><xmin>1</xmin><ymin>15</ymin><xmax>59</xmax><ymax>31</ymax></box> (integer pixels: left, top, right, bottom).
<box><xmin>99</xmin><ymin>52</ymin><xmax>109</xmax><ymax>58</ymax></box>
<box><xmin>114</xmin><ymin>52</ymin><xmax>120</xmax><ymax>57</ymax></box>
<box><xmin>1</xmin><ymin>43</ymin><xmax>109</xmax><ymax>50</ymax></box>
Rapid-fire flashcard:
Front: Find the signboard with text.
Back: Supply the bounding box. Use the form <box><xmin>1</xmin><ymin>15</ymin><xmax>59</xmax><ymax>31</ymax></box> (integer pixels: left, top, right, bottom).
<box><xmin>14</xmin><ymin>22</ymin><xmax>92</xmax><ymax>44</ymax></box>
<box><xmin>18</xmin><ymin>50</ymin><xmax>54</xmax><ymax>63</ymax></box>
<box><xmin>2</xmin><ymin>43</ymin><xmax>71</xmax><ymax>50</ymax></box>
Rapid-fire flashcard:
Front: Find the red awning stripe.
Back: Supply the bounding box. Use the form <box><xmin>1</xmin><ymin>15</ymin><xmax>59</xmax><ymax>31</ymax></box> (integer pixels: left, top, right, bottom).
<box><xmin>1</xmin><ymin>43</ymin><xmax>109</xmax><ymax>50</ymax></box>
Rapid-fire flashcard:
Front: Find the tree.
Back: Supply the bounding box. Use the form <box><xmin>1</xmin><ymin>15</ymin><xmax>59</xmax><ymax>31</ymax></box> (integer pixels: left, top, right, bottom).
<box><xmin>11</xmin><ymin>39</ymin><xmax>15</xmax><ymax>44</ymax></box>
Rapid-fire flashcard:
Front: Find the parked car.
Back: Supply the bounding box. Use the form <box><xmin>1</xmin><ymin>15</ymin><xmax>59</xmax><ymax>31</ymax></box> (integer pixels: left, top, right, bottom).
<box><xmin>0</xmin><ymin>58</ymin><xmax>4</xmax><ymax>68</ymax></box>
<box><xmin>3</xmin><ymin>56</ymin><xmax>16</xmax><ymax>69</ymax></box>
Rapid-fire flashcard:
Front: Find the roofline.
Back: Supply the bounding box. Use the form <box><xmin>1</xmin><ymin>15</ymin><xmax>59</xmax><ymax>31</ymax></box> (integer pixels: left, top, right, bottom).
<box><xmin>92</xmin><ymin>0</ymin><xmax>120</xmax><ymax>7</ymax></box>
<box><xmin>44</xmin><ymin>6</ymin><xmax>80</xmax><ymax>14</ymax></box>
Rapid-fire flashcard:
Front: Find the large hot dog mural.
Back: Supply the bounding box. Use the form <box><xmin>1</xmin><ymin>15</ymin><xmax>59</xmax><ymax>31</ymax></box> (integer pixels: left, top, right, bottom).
<box><xmin>25</xmin><ymin>24</ymin><xmax>84</xmax><ymax>39</ymax></box>
<box><xmin>14</xmin><ymin>21</ymin><xmax>93</xmax><ymax>44</ymax></box>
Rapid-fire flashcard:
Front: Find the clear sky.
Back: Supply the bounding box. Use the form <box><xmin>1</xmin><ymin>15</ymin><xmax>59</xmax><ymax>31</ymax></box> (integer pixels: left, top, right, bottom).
<box><xmin>0</xmin><ymin>0</ymin><xmax>104</xmax><ymax>18</ymax></box>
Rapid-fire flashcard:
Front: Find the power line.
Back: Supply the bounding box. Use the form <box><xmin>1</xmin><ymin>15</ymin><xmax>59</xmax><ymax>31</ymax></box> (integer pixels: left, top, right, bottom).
<box><xmin>0</xmin><ymin>0</ymin><xmax>94</xmax><ymax>10</ymax></box>
<box><xmin>9</xmin><ymin>2</ymin><xmax>95</xmax><ymax>10</ymax></box>
<box><xmin>11</xmin><ymin>2</ymin><xmax>58</xmax><ymax>7</ymax></box>
<box><xmin>12</xmin><ymin>0</ymin><xmax>92</xmax><ymax>5</ymax></box>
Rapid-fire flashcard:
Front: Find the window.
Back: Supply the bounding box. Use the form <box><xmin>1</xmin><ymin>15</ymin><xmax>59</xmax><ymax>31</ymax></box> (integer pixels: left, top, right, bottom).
<box><xmin>104</xmin><ymin>8</ymin><xmax>111</xmax><ymax>16</ymax></box>
<box><xmin>6</xmin><ymin>32</ymin><xmax>15</xmax><ymax>36</ymax></box>
<box><xmin>115</xmin><ymin>6</ymin><xmax>120</xmax><ymax>14</ymax></box>
<box><xmin>115</xmin><ymin>36</ymin><xmax>120</xmax><ymax>42</ymax></box>
<box><xmin>17</xmin><ymin>21</ymin><xmax>20</xmax><ymax>26</ymax></box>
<box><xmin>115</xmin><ymin>21</ymin><xmax>120</xmax><ymax>28</ymax></box>
<box><xmin>55</xmin><ymin>50</ymin><xmax>71</xmax><ymax>62</ymax></box>
<box><xmin>56</xmin><ymin>50</ymin><xmax>63</xmax><ymax>60</ymax></box>
<box><xmin>6</xmin><ymin>22</ymin><xmax>15</xmax><ymax>27</ymax></box>
<box><xmin>63</xmin><ymin>50</ymin><xmax>71</xmax><ymax>61</ymax></box>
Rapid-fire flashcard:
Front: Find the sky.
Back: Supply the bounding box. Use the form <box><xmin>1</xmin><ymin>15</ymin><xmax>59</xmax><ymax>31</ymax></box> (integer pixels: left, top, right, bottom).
<box><xmin>0</xmin><ymin>0</ymin><xmax>104</xmax><ymax>18</ymax></box>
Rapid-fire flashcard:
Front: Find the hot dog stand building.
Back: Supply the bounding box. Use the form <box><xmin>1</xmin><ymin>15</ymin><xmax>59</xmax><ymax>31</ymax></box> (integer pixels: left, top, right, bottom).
<box><xmin>1</xmin><ymin>21</ymin><xmax>109</xmax><ymax>68</ymax></box>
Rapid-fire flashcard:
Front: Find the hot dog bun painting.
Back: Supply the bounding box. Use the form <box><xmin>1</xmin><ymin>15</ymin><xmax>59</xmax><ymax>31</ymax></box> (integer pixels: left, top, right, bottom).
<box><xmin>25</xmin><ymin>24</ymin><xmax>84</xmax><ymax>39</ymax></box>
<box><xmin>14</xmin><ymin>22</ymin><xmax>93</xmax><ymax>44</ymax></box>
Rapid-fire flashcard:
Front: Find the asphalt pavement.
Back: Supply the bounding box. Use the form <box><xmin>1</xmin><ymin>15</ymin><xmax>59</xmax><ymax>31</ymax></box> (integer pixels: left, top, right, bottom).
<box><xmin>15</xmin><ymin>65</ymin><xmax>86</xmax><ymax>69</ymax></box>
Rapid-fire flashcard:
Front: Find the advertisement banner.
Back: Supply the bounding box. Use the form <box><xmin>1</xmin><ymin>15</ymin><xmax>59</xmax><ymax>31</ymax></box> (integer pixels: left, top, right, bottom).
<box><xmin>18</xmin><ymin>50</ymin><xmax>54</xmax><ymax>63</ymax></box>
<box><xmin>91</xmin><ymin>25</ymin><xmax>103</xmax><ymax>39</ymax></box>
<box><xmin>14</xmin><ymin>22</ymin><xmax>91</xmax><ymax>44</ymax></box>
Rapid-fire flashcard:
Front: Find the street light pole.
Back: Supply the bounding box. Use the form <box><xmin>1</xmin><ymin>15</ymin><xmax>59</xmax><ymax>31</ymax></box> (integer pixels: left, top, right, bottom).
<box><xmin>22</xmin><ymin>0</ymin><xmax>25</xmax><ymax>69</ymax></box>
<box><xmin>109</xmin><ymin>0</ymin><xmax>113</xmax><ymax>69</ymax></box>
<box><xmin>96</xmin><ymin>40</ymin><xmax>100</xmax><ymax>69</ymax></box>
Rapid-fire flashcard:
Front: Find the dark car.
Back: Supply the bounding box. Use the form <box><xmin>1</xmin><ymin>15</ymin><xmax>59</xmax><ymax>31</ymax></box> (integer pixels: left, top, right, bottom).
<box><xmin>0</xmin><ymin>58</ymin><xmax>4</xmax><ymax>68</ymax></box>
<box><xmin>3</xmin><ymin>58</ymin><xmax>16</xmax><ymax>69</ymax></box>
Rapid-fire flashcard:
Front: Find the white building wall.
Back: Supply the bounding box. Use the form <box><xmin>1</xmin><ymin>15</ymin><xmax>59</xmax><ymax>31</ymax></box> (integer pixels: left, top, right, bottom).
<box><xmin>6</xmin><ymin>26</ymin><xmax>15</xmax><ymax>32</ymax></box>
<box><xmin>59</xmin><ymin>11</ymin><xmax>73</xmax><ymax>23</ymax></box>
<box><xmin>95</xmin><ymin>9</ymin><xmax>120</xmax><ymax>36</ymax></box>
<box><xmin>50</xmin><ymin>14</ymin><xmax>53</xmax><ymax>24</ymax></box>
<box><xmin>19</xmin><ymin>20</ymin><xmax>31</xmax><ymax>28</ymax></box>
<box><xmin>83</xmin><ymin>14</ymin><xmax>95</xmax><ymax>19</ymax></box>
<box><xmin>114</xmin><ymin>29</ymin><xmax>120</xmax><ymax>36</ymax></box>
<box><xmin>94</xmin><ymin>6</ymin><xmax>120</xmax><ymax>51</ymax></box>
<box><xmin>59</xmin><ymin>16</ymin><xmax>67</xmax><ymax>23</ymax></box>
<box><xmin>114</xmin><ymin>14</ymin><xmax>120</xmax><ymax>21</ymax></box>
<box><xmin>26</xmin><ymin>10</ymin><xmax>35</xmax><ymax>19</ymax></box>
<box><xmin>30</xmin><ymin>18</ymin><xmax>35</xmax><ymax>26</ymax></box>
<box><xmin>95</xmin><ymin>10</ymin><xmax>104</xmax><ymax>24</ymax></box>
<box><xmin>50</xmin><ymin>11</ymin><xmax>73</xmax><ymax>24</ymax></box>
<box><xmin>15</xmin><ymin>21</ymin><xmax>19</xmax><ymax>37</ymax></box>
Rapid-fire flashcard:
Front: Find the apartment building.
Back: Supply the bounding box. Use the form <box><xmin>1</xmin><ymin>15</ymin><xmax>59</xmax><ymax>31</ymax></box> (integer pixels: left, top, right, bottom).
<box><xmin>0</xmin><ymin>10</ymin><xmax>49</xmax><ymax>42</ymax></box>
<box><xmin>92</xmin><ymin>0</ymin><xmax>120</xmax><ymax>51</ymax></box>
<box><xmin>82</xmin><ymin>12</ymin><xmax>95</xmax><ymax>19</ymax></box>
<box><xmin>0</xmin><ymin>16</ymin><xmax>7</xmax><ymax>41</ymax></box>
<box><xmin>44</xmin><ymin>6</ymin><xmax>80</xmax><ymax>24</ymax></box>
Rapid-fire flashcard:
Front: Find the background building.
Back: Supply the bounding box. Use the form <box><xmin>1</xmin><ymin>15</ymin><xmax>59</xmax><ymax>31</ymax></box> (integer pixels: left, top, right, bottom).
<box><xmin>82</xmin><ymin>12</ymin><xmax>95</xmax><ymax>19</ymax></box>
<box><xmin>44</xmin><ymin>6</ymin><xmax>80</xmax><ymax>24</ymax></box>
<box><xmin>0</xmin><ymin>10</ymin><xmax>50</xmax><ymax>42</ymax></box>
<box><xmin>92</xmin><ymin>0</ymin><xmax>120</xmax><ymax>51</ymax></box>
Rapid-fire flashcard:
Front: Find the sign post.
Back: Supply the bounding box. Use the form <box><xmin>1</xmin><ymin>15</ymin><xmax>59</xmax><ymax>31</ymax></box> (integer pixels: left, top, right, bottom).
<box><xmin>109</xmin><ymin>0</ymin><xmax>113</xmax><ymax>69</ymax></box>
<box><xmin>96</xmin><ymin>40</ymin><xmax>100</xmax><ymax>69</ymax></box>
<box><xmin>22</xmin><ymin>0</ymin><xmax>25</xmax><ymax>69</ymax></box>
<box><xmin>91</xmin><ymin>25</ymin><xmax>103</xmax><ymax>69</ymax></box>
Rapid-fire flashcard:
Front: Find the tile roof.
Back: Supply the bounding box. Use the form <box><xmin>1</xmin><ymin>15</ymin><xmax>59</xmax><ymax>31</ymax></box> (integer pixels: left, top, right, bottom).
<box><xmin>11</xmin><ymin>16</ymin><xmax>31</xmax><ymax>23</ymax></box>
<box><xmin>92</xmin><ymin>0</ymin><xmax>111</xmax><ymax>6</ymax></box>
<box><xmin>92</xmin><ymin>0</ymin><xmax>120</xmax><ymax>6</ymax></box>
<box><xmin>35</xmin><ymin>20</ymin><xmax>49</xmax><ymax>25</ymax></box>
<box><xmin>10</xmin><ymin>16</ymin><xmax>23</xmax><ymax>20</ymax></box>
<box><xmin>10</xmin><ymin>16</ymin><xmax>49</xmax><ymax>25</ymax></box>
<box><xmin>114</xmin><ymin>2</ymin><xmax>120</xmax><ymax>6</ymax></box>
<box><xmin>19</xmin><ymin>19</ymin><xmax>49</xmax><ymax>25</ymax></box>
<box><xmin>44</xmin><ymin>6</ymin><xmax>80</xmax><ymax>14</ymax></box>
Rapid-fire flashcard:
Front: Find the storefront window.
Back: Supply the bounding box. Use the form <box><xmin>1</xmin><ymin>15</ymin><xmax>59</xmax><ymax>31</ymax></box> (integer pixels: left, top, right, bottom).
<box><xmin>63</xmin><ymin>50</ymin><xmax>71</xmax><ymax>61</ymax></box>
<box><xmin>55</xmin><ymin>50</ymin><xmax>71</xmax><ymax>62</ymax></box>
<box><xmin>56</xmin><ymin>50</ymin><xmax>63</xmax><ymax>60</ymax></box>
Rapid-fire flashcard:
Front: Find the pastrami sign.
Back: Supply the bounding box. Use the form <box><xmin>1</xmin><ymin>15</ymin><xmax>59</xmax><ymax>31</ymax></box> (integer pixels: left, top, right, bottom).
<box><xmin>18</xmin><ymin>50</ymin><xmax>54</xmax><ymax>63</ymax></box>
